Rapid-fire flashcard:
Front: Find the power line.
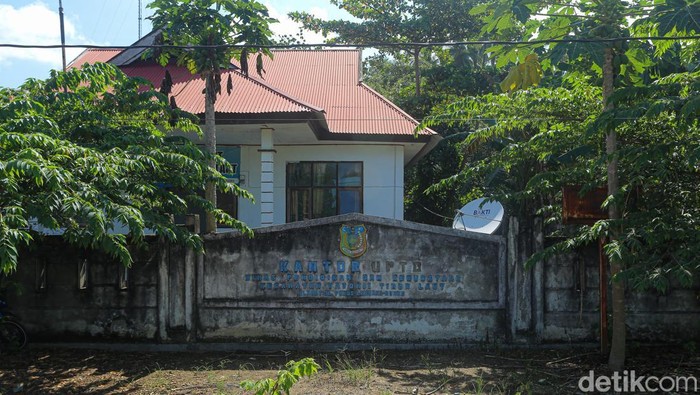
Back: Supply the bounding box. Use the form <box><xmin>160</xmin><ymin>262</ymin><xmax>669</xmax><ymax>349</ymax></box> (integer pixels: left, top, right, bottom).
<box><xmin>6</xmin><ymin>116</ymin><xmax>688</xmax><ymax>123</ymax></box>
<box><xmin>1</xmin><ymin>35</ymin><xmax>699</xmax><ymax>50</ymax></box>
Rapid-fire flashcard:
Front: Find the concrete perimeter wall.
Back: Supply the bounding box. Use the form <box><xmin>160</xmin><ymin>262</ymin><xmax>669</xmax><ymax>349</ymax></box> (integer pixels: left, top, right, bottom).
<box><xmin>5</xmin><ymin>214</ymin><xmax>699</xmax><ymax>346</ymax></box>
<box><xmin>197</xmin><ymin>214</ymin><xmax>506</xmax><ymax>344</ymax></box>
<box><xmin>7</xmin><ymin>239</ymin><xmax>160</xmax><ymax>341</ymax></box>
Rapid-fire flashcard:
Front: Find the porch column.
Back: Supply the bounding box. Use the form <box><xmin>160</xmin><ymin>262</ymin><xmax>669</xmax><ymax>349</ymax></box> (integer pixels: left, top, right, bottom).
<box><xmin>259</xmin><ymin>127</ymin><xmax>275</xmax><ymax>226</ymax></box>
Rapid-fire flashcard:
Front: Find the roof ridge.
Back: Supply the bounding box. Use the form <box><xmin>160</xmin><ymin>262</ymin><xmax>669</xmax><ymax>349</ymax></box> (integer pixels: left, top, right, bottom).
<box><xmin>66</xmin><ymin>48</ymin><xmax>91</xmax><ymax>69</ymax></box>
<box><xmin>270</xmin><ymin>49</ymin><xmax>359</xmax><ymax>52</ymax></box>
<box><xmin>358</xmin><ymin>83</ymin><xmax>437</xmax><ymax>136</ymax></box>
<box><xmin>66</xmin><ymin>48</ymin><xmax>122</xmax><ymax>69</ymax></box>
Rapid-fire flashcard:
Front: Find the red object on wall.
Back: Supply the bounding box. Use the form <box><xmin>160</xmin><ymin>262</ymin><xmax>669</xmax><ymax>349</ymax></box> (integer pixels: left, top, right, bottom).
<box><xmin>562</xmin><ymin>186</ymin><xmax>608</xmax><ymax>224</ymax></box>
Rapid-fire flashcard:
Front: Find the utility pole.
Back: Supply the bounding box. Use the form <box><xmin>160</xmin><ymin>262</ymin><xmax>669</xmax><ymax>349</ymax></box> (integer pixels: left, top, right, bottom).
<box><xmin>138</xmin><ymin>0</ymin><xmax>143</xmax><ymax>39</ymax></box>
<box><xmin>59</xmin><ymin>0</ymin><xmax>67</xmax><ymax>72</ymax></box>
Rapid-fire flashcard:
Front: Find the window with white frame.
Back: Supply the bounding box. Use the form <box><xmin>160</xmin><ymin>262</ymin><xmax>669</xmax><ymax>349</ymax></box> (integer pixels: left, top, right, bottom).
<box><xmin>286</xmin><ymin>162</ymin><xmax>363</xmax><ymax>222</ymax></box>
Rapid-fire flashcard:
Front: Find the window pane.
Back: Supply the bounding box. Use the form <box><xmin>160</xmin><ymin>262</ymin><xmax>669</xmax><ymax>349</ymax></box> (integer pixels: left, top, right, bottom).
<box><xmin>313</xmin><ymin>163</ymin><xmax>337</xmax><ymax>186</ymax></box>
<box><xmin>287</xmin><ymin>162</ymin><xmax>363</xmax><ymax>223</ymax></box>
<box><xmin>287</xmin><ymin>163</ymin><xmax>312</xmax><ymax>186</ymax></box>
<box><xmin>217</xmin><ymin>189</ymin><xmax>237</xmax><ymax>226</ymax></box>
<box><xmin>338</xmin><ymin>162</ymin><xmax>362</xmax><ymax>186</ymax></box>
<box><xmin>288</xmin><ymin>188</ymin><xmax>311</xmax><ymax>222</ymax></box>
<box><xmin>313</xmin><ymin>188</ymin><xmax>337</xmax><ymax>217</ymax></box>
<box><xmin>339</xmin><ymin>189</ymin><xmax>362</xmax><ymax>214</ymax></box>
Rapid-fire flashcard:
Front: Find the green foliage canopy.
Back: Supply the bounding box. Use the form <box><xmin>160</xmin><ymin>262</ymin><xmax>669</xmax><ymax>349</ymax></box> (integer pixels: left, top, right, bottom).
<box><xmin>148</xmin><ymin>0</ymin><xmax>276</xmax><ymax>81</ymax></box>
<box><xmin>147</xmin><ymin>0</ymin><xmax>276</xmax><ymax>233</ymax></box>
<box><xmin>422</xmin><ymin>82</ymin><xmax>603</xmax><ymax>217</ymax></box>
<box><xmin>421</xmin><ymin>73</ymin><xmax>700</xmax><ymax>292</ymax></box>
<box><xmin>0</xmin><ymin>63</ymin><xmax>252</xmax><ymax>273</ymax></box>
<box><xmin>470</xmin><ymin>0</ymin><xmax>700</xmax><ymax>83</ymax></box>
<box><xmin>289</xmin><ymin>0</ymin><xmax>481</xmax><ymax>46</ymax></box>
<box><xmin>361</xmin><ymin>47</ymin><xmax>502</xmax><ymax>225</ymax></box>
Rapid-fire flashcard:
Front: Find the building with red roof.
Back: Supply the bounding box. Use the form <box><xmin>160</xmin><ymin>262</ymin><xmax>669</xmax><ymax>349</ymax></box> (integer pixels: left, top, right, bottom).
<box><xmin>68</xmin><ymin>32</ymin><xmax>441</xmax><ymax>229</ymax></box>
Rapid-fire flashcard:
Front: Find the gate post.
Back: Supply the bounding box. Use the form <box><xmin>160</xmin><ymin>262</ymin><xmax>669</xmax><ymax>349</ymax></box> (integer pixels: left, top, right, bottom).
<box><xmin>533</xmin><ymin>217</ymin><xmax>545</xmax><ymax>341</ymax></box>
<box><xmin>508</xmin><ymin>216</ymin><xmax>541</xmax><ymax>342</ymax></box>
<box><xmin>184</xmin><ymin>215</ymin><xmax>199</xmax><ymax>342</ymax></box>
<box><xmin>157</xmin><ymin>238</ymin><xmax>170</xmax><ymax>342</ymax></box>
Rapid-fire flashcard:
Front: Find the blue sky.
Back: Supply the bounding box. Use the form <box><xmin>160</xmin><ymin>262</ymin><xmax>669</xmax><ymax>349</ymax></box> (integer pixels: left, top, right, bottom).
<box><xmin>0</xmin><ymin>1</ymin><xmax>350</xmax><ymax>88</ymax></box>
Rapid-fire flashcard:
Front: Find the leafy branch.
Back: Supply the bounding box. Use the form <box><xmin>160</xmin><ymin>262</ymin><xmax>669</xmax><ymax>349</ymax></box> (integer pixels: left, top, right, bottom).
<box><xmin>240</xmin><ymin>358</ymin><xmax>320</xmax><ymax>395</ymax></box>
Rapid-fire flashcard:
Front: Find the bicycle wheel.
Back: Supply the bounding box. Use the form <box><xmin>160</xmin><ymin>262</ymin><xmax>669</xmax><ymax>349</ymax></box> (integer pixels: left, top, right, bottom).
<box><xmin>0</xmin><ymin>320</ymin><xmax>27</xmax><ymax>352</ymax></box>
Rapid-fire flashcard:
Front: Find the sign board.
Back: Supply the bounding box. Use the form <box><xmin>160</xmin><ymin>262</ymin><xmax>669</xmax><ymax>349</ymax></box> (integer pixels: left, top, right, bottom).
<box><xmin>562</xmin><ymin>186</ymin><xmax>608</xmax><ymax>224</ymax></box>
<box><xmin>216</xmin><ymin>146</ymin><xmax>241</xmax><ymax>184</ymax></box>
<box><xmin>202</xmin><ymin>221</ymin><xmax>502</xmax><ymax>303</ymax></box>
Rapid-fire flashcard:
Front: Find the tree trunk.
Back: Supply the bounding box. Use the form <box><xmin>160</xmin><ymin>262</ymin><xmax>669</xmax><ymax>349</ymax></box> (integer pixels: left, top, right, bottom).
<box><xmin>204</xmin><ymin>72</ymin><xmax>217</xmax><ymax>234</ymax></box>
<box><xmin>414</xmin><ymin>46</ymin><xmax>421</xmax><ymax>97</ymax></box>
<box><xmin>603</xmin><ymin>47</ymin><xmax>625</xmax><ymax>371</ymax></box>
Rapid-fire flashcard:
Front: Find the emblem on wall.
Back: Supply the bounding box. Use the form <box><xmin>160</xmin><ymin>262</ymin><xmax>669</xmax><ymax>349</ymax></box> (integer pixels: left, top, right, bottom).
<box><xmin>339</xmin><ymin>224</ymin><xmax>368</xmax><ymax>258</ymax></box>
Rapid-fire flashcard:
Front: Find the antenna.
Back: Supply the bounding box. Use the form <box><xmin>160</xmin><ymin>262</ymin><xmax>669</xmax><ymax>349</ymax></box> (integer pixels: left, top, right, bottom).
<box><xmin>138</xmin><ymin>0</ymin><xmax>142</xmax><ymax>39</ymax></box>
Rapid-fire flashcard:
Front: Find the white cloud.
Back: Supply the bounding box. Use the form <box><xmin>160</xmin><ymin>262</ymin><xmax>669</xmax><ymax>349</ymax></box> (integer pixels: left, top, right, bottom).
<box><xmin>309</xmin><ymin>6</ymin><xmax>330</xmax><ymax>19</ymax></box>
<box><xmin>264</xmin><ymin>2</ymin><xmax>330</xmax><ymax>45</ymax></box>
<box><xmin>0</xmin><ymin>2</ymin><xmax>87</xmax><ymax>67</ymax></box>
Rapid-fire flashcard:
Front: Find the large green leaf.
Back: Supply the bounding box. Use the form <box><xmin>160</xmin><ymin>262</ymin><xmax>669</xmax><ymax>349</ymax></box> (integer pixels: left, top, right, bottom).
<box><xmin>680</xmin><ymin>95</ymin><xmax>700</xmax><ymax>118</ymax></box>
<box><xmin>564</xmin><ymin>40</ymin><xmax>608</xmax><ymax>68</ymax></box>
<box><xmin>653</xmin><ymin>0</ymin><xmax>700</xmax><ymax>35</ymax></box>
<box><xmin>511</xmin><ymin>0</ymin><xmax>534</xmax><ymax>23</ymax></box>
<box><xmin>625</xmin><ymin>47</ymin><xmax>654</xmax><ymax>74</ymax></box>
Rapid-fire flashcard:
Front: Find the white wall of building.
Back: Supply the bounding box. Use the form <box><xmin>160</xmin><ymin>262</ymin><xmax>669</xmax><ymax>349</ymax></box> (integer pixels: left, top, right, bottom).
<box><xmin>238</xmin><ymin>144</ymin><xmax>404</xmax><ymax>228</ymax></box>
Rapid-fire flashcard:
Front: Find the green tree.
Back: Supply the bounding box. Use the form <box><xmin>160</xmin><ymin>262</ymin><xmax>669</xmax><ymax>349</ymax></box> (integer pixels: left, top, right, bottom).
<box><xmin>423</xmin><ymin>71</ymin><xmax>700</xmax><ymax>367</ymax></box>
<box><xmin>362</xmin><ymin>47</ymin><xmax>502</xmax><ymax>225</ymax></box>
<box><xmin>148</xmin><ymin>0</ymin><xmax>276</xmax><ymax>233</ymax></box>
<box><xmin>290</xmin><ymin>0</ymin><xmax>482</xmax><ymax>96</ymax></box>
<box><xmin>465</xmin><ymin>0</ymin><xmax>699</xmax><ymax>369</ymax></box>
<box><xmin>0</xmin><ymin>63</ymin><xmax>251</xmax><ymax>274</ymax></box>
<box><xmin>422</xmin><ymin>82</ymin><xmax>604</xmax><ymax>218</ymax></box>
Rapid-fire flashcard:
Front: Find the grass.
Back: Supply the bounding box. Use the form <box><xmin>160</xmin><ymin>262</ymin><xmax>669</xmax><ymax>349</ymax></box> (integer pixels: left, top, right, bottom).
<box><xmin>138</xmin><ymin>350</ymin><xmax>540</xmax><ymax>395</ymax></box>
<box><xmin>333</xmin><ymin>348</ymin><xmax>384</xmax><ymax>386</ymax></box>
<box><xmin>139</xmin><ymin>369</ymin><xmax>173</xmax><ymax>392</ymax></box>
<box><xmin>420</xmin><ymin>353</ymin><xmax>439</xmax><ymax>374</ymax></box>
<box><xmin>6</xmin><ymin>345</ymin><xmax>689</xmax><ymax>395</ymax></box>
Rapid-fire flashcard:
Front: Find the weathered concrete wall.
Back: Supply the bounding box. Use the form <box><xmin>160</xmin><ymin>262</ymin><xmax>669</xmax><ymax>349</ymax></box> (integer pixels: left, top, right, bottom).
<box><xmin>197</xmin><ymin>214</ymin><xmax>507</xmax><ymax>344</ymax></box>
<box><xmin>541</xmin><ymin>248</ymin><xmax>601</xmax><ymax>342</ymax></box>
<box><xmin>7</xmin><ymin>239</ymin><xmax>161</xmax><ymax>341</ymax></box>
<box><xmin>541</xmin><ymin>244</ymin><xmax>700</xmax><ymax>343</ymax></box>
<box><xmin>5</xmin><ymin>214</ymin><xmax>699</xmax><ymax>346</ymax></box>
<box><xmin>507</xmin><ymin>216</ymin><xmax>700</xmax><ymax>344</ymax></box>
<box><xmin>541</xmin><ymin>230</ymin><xmax>700</xmax><ymax>342</ymax></box>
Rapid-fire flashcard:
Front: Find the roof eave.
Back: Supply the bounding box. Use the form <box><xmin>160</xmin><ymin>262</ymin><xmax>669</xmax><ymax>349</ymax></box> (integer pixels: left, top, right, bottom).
<box><xmin>109</xmin><ymin>29</ymin><xmax>161</xmax><ymax>66</ymax></box>
<box><xmin>406</xmin><ymin>133</ymin><xmax>443</xmax><ymax>167</ymax></box>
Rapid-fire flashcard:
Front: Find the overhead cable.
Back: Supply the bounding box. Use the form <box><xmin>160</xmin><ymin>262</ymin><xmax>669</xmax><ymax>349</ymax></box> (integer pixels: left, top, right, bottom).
<box><xmin>0</xmin><ymin>35</ymin><xmax>699</xmax><ymax>50</ymax></box>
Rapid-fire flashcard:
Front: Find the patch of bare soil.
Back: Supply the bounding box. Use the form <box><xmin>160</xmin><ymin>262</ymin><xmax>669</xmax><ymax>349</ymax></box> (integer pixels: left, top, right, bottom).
<box><xmin>0</xmin><ymin>344</ymin><xmax>697</xmax><ymax>394</ymax></box>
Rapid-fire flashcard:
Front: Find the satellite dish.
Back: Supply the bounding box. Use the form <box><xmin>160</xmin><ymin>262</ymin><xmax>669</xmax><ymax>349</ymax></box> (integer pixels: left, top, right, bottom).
<box><xmin>452</xmin><ymin>198</ymin><xmax>504</xmax><ymax>234</ymax></box>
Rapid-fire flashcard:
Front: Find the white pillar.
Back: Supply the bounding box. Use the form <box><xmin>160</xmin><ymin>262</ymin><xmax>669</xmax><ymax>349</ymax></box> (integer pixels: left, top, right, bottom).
<box><xmin>259</xmin><ymin>127</ymin><xmax>275</xmax><ymax>226</ymax></box>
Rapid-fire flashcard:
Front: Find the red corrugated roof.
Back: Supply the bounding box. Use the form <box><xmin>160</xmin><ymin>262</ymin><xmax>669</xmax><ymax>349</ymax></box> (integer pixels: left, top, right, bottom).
<box><xmin>67</xmin><ymin>49</ymin><xmax>120</xmax><ymax>69</ymax></box>
<box><xmin>68</xmin><ymin>48</ymin><xmax>435</xmax><ymax>137</ymax></box>
<box><xmin>247</xmin><ymin>50</ymin><xmax>432</xmax><ymax>136</ymax></box>
<box><xmin>120</xmin><ymin>64</ymin><xmax>319</xmax><ymax>114</ymax></box>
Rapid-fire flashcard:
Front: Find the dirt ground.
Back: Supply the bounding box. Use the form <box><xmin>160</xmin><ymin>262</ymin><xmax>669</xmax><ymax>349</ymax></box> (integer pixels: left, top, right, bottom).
<box><xmin>0</xmin><ymin>343</ymin><xmax>698</xmax><ymax>394</ymax></box>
